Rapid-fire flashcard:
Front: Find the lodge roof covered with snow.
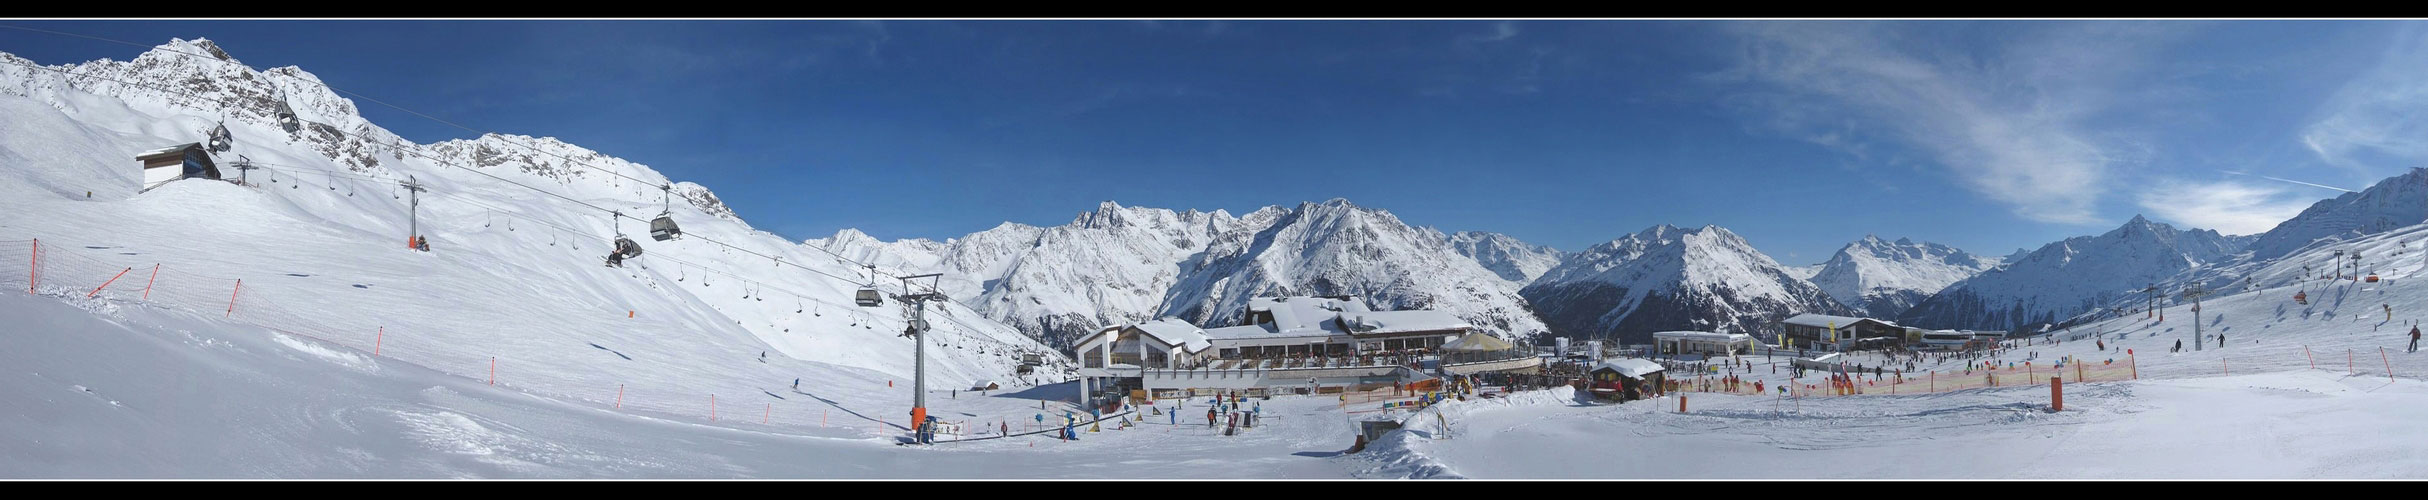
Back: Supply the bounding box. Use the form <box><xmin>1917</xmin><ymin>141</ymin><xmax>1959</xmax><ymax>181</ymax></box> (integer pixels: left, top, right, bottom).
<box><xmin>1779</xmin><ymin>313</ymin><xmax>1897</xmax><ymax>329</ymax></box>
<box><xmin>1594</xmin><ymin>358</ymin><xmax>1666</xmax><ymax>378</ymax></box>
<box><xmin>1199</xmin><ymin>296</ymin><xmax>1475</xmax><ymax>342</ymax></box>
<box><xmin>1131</xmin><ymin>318</ymin><xmax>1213</xmax><ymax>353</ymax></box>
<box><xmin>135</xmin><ymin>142</ymin><xmax>202</xmax><ymax>160</ymax></box>
<box><xmin>1650</xmin><ymin>331</ymin><xmax>1754</xmax><ymax>342</ymax></box>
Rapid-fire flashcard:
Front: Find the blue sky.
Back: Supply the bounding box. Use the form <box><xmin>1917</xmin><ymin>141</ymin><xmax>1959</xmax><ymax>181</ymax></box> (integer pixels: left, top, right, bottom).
<box><xmin>5</xmin><ymin>20</ymin><xmax>2423</xmax><ymax>264</ymax></box>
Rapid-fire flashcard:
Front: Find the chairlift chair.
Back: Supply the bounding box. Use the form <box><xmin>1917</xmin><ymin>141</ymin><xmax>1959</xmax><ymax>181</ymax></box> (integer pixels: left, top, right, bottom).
<box><xmin>649</xmin><ymin>186</ymin><xmax>682</xmax><ymax>241</ymax></box>
<box><xmin>612</xmin><ymin>236</ymin><xmax>642</xmax><ymax>258</ymax></box>
<box><xmin>854</xmin><ymin>264</ymin><xmax>884</xmax><ymax>307</ymax></box>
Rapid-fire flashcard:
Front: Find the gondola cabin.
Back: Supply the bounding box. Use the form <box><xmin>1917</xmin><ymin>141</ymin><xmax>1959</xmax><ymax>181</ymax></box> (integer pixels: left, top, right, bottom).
<box><xmin>649</xmin><ymin>215</ymin><xmax>682</xmax><ymax>241</ymax></box>
<box><xmin>135</xmin><ymin>143</ymin><xmax>221</xmax><ymax>193</ymax></box>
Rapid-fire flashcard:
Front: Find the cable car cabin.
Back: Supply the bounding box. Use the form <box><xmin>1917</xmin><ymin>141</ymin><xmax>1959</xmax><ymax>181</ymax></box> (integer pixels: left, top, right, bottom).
<box><xmin>649</xmin><ymin>215</ymin><xmax>681</xmax><ymax>241</ymax></box>
<box><xmin>206</xmin><ymin>124</ymin><xmax>233</xmax><ymax>153</ymax></box>
<box><xmin>2367</xmin><ymin>275</ymin><xmax>2381</xmax><ymax>283</ymax></box>
<box><xmin>275</xmin><ymin>101</ymin><xmax>301</xmax><ymax>133</ymax></box>
<box><xmin>134</xmin><ymin>143</ymin><xmax>222</xmax><ymax>193</ymax></box>
<box><xmin>854</xmin><ymin>287</ymin><xmax>883</xmax><ymax>307</ymax></box>
<box><xmin>2295</xmin><ymin>291</ymin><xmax>2309</xmax><ymax>305</ymax></box>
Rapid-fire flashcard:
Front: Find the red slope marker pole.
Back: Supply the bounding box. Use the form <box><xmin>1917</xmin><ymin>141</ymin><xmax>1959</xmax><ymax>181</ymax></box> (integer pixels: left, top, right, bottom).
<box><xmin>711</xmin><ymin>394</ymin><xmax>718</xmax><ymax>421</ymax></box>
<box><xmin>2385</xmin><ymin>347</ymin><xmax>2396</xmax><ymax>382</ymax></box>
<box><xmin>2306</xmin><ymin>345</ymin><xmax>2315</xmax><ymax>370</ymax></box>
<box><xmin>489</xmin><ymin>357</ymin><xmax>496</xmax><ymax>385</ymax></box>
<box><xmin>225</xmin><ymin>279</ymin><xmax>241</xmax><ymax>318</ymax></box>
<box><xmin>2051</xmin><ymin>377</ymin><xmax>2063</xmax><ymax>412</ymax></box>
<box><xmin>28</xmin><ymin>239</ymin><xmax>37</xmax><ymax>294</ymax></box>
<box><xmin>374</xmin><ymin>326</ymin><xmax>383</xmax><ymax>356</ymax></box>
<box><xmin>141</xmin><ymin>264</ymin><xmax>157</xmax><ymax>300</ymax></box>
<box><xmin>87</xmin><ymin>267</ymin><xmax>130</xmax><ymax>298</ymax></box>
<box><xmin>615</xmin><ymin>384</ymin><xmax>625</xmax><ymax>408</ymax></box>
<box><xmin>764</xmin><ymin>403</ymin><xmax>771</xmax><ymax>424</ymax></box>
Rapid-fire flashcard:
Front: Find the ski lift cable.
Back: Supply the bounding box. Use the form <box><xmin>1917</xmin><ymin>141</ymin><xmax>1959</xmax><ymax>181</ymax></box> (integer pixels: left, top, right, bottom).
<box><xmin>0</xmin><ymin>25</ymin><xmax>673</xmax><ymax>191</ymax></box>
<box><xmin>2</xmin><ymin>50</ymin><xmax>1026</xmax><ymax>344</ymax></box>
<box><xmin>0</xmin><ymin>57</ymin><xmax>910</xmax><ymax>297</ymax></box>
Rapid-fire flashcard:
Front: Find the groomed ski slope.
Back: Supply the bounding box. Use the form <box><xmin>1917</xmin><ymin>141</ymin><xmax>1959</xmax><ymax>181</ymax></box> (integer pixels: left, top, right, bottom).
<box><xmin>1344</xmin><ymin>377</ymin><xmax>2428</xmax><ymax>479</ymax></box>
<box><xmin>1344</xmin><ymin>224</ymin><xmax>2428</xmax><ymax>478</ymax></box>
<box><xmin>0</xmin><ymin>290</ymin><xmax>1362</xmax><ymax>478</ymax></box>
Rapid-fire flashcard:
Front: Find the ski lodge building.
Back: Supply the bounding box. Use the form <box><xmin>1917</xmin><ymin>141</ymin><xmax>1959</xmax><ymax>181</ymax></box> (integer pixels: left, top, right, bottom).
<box><xmin>1649</xmin><ymin>330</ymin><xmax>1755</xmax><ymax>357</ymax></box>
<box><xmin>1070</xmin><ymin>296</ymin><xmax>1539</xmax><ymax>404</ymax></box>
<box><xmin>1777</xmin><ymin>313</ymin><xmax>1903</xmax><ymax>349</ymax></box>
<box><xmin>135</xmin><ymin>143</ymin><xmax>220</xmax><ymax>193</ymax></box>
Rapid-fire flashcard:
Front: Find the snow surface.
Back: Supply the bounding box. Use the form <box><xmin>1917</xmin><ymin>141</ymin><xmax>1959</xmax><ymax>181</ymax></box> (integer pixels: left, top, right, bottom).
<box><xmin>1902</xmin><ymin>216</ymin><xmax>2244</xmax><ymax>332</ymax></box>
<box><xmin>1522</xmin><ymin>224</ymin><xmax>1855</xmax><ymax>342</ymax></box>
<box><xmin>817</xmin><ymin>199</ymin><xmax>1551</xmax><ymax>346</ymax></box>
<box><xmin>1807</xmin><ymin>235</ymin><xmax>2000</xmax><ymax>319</ymax></box>
<box><xmin>11</xmin><ymin>37</ymin><xmax>2428</xmax><ymax>479</ymax></box>
<box><xmin>1445</xmin><ymin>231</ymin><xmax>1564</xmax><ymax>284</ymax></box>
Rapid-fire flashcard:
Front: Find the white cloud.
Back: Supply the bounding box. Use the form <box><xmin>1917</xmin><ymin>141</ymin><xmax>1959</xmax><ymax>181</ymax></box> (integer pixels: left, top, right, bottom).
<box><xmin>1457</xmin><ymin>21</ymin><xmax>1520</xmax><ymax>46</ymax></box>
<box><xmin>2137</xmin><ymin>179</ymin><xmax>2314</xmax><ymax>235</ymax></box>
<box><xmin>2301</xmin><ymin>24</ymin><xmax>2428</xmax><ymax>181</ymax></box>
<box><xmin>1710</xmin><ymin>22</ymin><xmax>2183</xmax><ymax>226</ymax></box>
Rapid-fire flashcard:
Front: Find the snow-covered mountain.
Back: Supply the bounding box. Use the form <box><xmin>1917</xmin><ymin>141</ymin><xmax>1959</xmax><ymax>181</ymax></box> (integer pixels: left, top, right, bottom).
<box><xmin>1519</xmin><ymin>224</ymin><xmax>1854</xmax><ymax>344</ymax></box>
<box><xmin>0</xmin><ymin>38</ymin><xmax>1060</xmax><ymax>391</ymax></box>
<box><xmin>1898</xmin><ymin>215</ymin><xmax>2245</xmax><ymax>332</ymax></box>
<box><xmin>1782</xmin><ymin>264</ymin><xmax>1823</xmax><ymax>281</ymax></box>
<box><xmin>1445</xmin><ymin>231</ymin><xmax>1565</xmax><ymax>284</ymax></box>
<box><xmin>1807</xmin><ymin>236</ymin><xmax>2001</xmax><ymax>319</ymax></box>
<box><xmin>815</xmin><ymin>200</ymin><xmax>1552</xmax><ymax>348</ymax></box>
<box><xmin>2241</xmin><ymin>168</ymin><xmax>2428</xmax><ymax>263</ymax></box>
<box><xmin>1159</xmin><ymin>200</ymin><xmax>1548</xmax><ymax>339</ymax></box>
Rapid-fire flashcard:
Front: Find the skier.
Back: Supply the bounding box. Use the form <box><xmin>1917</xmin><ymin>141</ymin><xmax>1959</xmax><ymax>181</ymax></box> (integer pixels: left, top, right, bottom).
<box><xmin>2174</xmin><ymin>339</ymin><xmax>2183</xmax><ymax>353</ymax></box>
<box><xmin>2219</xmin><ymin>334</ymin><xmax>2226</xmax><ymax>347</ymax></box>
<box><xmin>1207</xmin><ymin>408</ymin><xmax>1218</xmax><ymax>429</ymax></box>
<box><xmin>2410</xmin><ymin>326</ymin><xmax>2421</xmax><ymax>353</ymax></box>
<box><xmin>2097</xmin><ymin>339</ymin><xmax>2104</xmax><ymax>352</ymax></box>
<box><xmin>792</xmin><ymin>378</ymin><xmax>799</xmax><ymax>391</ymax></box>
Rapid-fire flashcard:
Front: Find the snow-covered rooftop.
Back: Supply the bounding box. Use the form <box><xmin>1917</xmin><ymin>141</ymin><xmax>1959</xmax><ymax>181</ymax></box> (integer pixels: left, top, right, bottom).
<box><xmin>1203</xmin><ymin>296</ymin><xmax>1471</xmax><ymax>343</ymax></box>
<box><xmin>1440</xmin><ymin>332</ymin><xmax>1515</xmax><ymax>352</ymax></box>
<box><xmin>134</xmin><ymin>142</ymin><xmax>200</xmax><ymax>159</ymax></box>
<box><xmin>1650</xmin><ymin>331</ymin><xmax>1753</xmax><ymax>342</ymax></box>
<box><xmin>1201</xmin><ymin>324</ymin><xmax>1333</xmax><ymax>341</ymax></box>
<box><xmin>1594</xmin><ymin>358</ymin><xmax>1666</xmax><ymax>378</ymax></box>
<box><xmin>1132</xmin><ymin>318</ymin><xmax>1213</xmax><ymax>353</ymax></box>
<box><xmin>1247</xmin><ymin>296</ymin><xmax>1369</xmax><ymax>334</ymax></box>
<box><xmin>1342</xmin><ymin>310</ymin><xmax>1472</xmax><ymax>335</ymax></box>
<box><xmin>1779</xmin><ymin>313</ymin><xmax>1895</xmax><ymax>329</ymax></box>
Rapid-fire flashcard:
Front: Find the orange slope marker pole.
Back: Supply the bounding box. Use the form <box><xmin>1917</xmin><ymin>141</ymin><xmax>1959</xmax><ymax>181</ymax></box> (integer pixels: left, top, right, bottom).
<box><xmin>87</xmin><ymin>267</ymin><xmax>130</xmax><ymax>298</ymax></box>
<box><xmin>2385</xmin><ymin>347</ymin><xmax>2396</xmax><ymax>382</ymax></box>
<box><xmin>225</xmin><ymin>279</ymin><xmax>241</xmax><ymax>318</ymax></box>
<box><xmin>141</xmin><ymin>264</ymin><xmax>158</xmax><ymax>300</ymax></box>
